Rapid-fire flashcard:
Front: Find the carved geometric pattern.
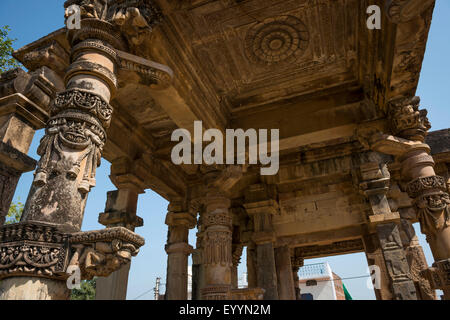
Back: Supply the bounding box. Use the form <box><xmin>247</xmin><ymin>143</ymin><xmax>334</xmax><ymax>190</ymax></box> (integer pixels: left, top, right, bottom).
<box><xmin>406</xmin><ymin>175</ymin><xmax>447</xmax><ymax>199</ymax></box>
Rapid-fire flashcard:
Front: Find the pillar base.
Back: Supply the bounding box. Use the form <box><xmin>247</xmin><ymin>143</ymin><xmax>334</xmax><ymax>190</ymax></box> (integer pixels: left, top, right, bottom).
<box><xmin>0</xmin><ymin>277</ymin><xmax>70</xmax><ymax>300</ymax></box>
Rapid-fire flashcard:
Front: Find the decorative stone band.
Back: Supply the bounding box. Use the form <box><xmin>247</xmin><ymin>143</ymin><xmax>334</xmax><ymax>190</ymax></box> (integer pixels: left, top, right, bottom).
<box><xmin>406</xmin><ymin>175</ymin><xmax>447</xmax><ymax>199</ymax></box>
<box><xmin>65</xmin><ymin>60</ymin><xmax>118</xmax><ymax>95</ymax></box>
<box><xmin>421</xmin><ymin>258</ymin><xmax>450</xmax><ymax>290</ymax></box>
<box><xmin>68</xmin><ymin>18</ymin><xmax>126</xmax><ymax>51</ymax></box>
<box><xmin>117</xmin><ymin>50</ymin><xmax>173</xmax><ymax>90</ymax></box>
<box><xmin>51</xmin><ymin>89</ymin><xmax>113</xmax><ymax>128</ymax></box>
<box><xmin>71</xmin><ymin>39</ymin><xmax>119</xmax><ymax>65</ymax></box>
<box><xmin>201</xmin><ymin>285</ymin><xmax>231</xmax><ymax>300</ymax></box>
<box><xmin>230</xmin><ymin>288</ymin><xmax>265</xmax><ymax>300</ymax></box>
<box><xmin>203</xmin><ymin>212</ymin><xmax>233</xmax><ymax>228</ymax></box>
<box><xmin>0</xmin><ymin>222</ymin><xmax>144</xmax><ymax>281</ymax></box>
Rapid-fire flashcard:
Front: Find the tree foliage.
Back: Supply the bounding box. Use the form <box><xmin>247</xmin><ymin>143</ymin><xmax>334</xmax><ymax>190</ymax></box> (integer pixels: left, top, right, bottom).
<box><xmin>0</xmin><ymin>25</ymin><xmax>19</xmax><ymax>73</ymax></box>
<box><xmin>70</xmin><ymin>278</ymin><xmax>97</xmax><ymax>300</ymax></box>
<box><xmin>6</xmin><ymin>200</ymin><xmax>23</xmax><ymax>224</ymax></box>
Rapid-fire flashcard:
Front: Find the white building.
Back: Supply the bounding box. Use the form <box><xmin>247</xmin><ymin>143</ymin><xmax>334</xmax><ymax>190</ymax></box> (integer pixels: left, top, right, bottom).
<box><xmin>298</xmin><ymin>262</ymin><xmax>346</xmax><ymax>300</ymax></box>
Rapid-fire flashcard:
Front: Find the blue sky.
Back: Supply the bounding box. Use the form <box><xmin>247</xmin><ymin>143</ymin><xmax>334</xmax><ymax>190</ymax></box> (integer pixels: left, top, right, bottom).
<box><xmin>1</xmin><ymin>0</ymin><xmax>449</xmax><ymax>300</ymax></box>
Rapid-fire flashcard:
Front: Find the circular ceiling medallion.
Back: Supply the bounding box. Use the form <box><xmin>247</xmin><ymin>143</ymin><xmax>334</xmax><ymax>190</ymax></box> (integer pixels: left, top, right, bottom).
<box><xmin>245</xmin><ymin>15</ymin><xmax>310</xmax><ymax>66</ymax></box>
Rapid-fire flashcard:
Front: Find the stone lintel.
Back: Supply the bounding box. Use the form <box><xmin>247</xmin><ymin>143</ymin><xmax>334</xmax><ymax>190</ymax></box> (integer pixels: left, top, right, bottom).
<box><xmin>0</xmin><ymin>141</ymin><xmax>36</xmax><ymax>173</ymax></box>
<box><xmin>0</xmin><ymin>93</ymin><xmax>48</xmax><ymax>130</ymax></box>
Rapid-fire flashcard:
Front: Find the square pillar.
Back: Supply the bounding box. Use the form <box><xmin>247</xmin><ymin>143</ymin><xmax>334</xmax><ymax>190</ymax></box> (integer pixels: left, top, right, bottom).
<box><xmin>275</xmin><ymin>245</ymin><xmax>296</xmax><ymax>300</ymax></box>
<box><xmin>164</xmin><ymin>201</ymin><xmax>196</xmax><ymax>300</ymax></box>
<box><xmin>244</xmin><ymin>184</ymin><xmax>280</xmax><ymax>300</ymax></box>
<box><xmin>95</xmin><ymin>172</ymin><xmax>145</xmax><ymax>300</ymax></box>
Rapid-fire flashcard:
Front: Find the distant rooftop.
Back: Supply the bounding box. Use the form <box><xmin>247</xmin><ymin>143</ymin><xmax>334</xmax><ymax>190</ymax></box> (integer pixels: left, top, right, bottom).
<box><xmin>298</xmin><ymin>262</ymin><xmax>332</xmax><ymax>280</ymax></box>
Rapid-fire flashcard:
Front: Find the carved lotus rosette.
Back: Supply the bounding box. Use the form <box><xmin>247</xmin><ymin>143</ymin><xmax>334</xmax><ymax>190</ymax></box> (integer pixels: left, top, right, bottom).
<box><xmin>388</xmin><ymin>96</ymin><xmax>431</xmax><ymax>141</ymax></box>
<box><xmin>244</xmin><ymin>15</ymin><xmax>310</xmax><ymax>66</ymax></box>
<box><xmin>34</xmin><ymin>109</ymin><xmax>106</xmax><ymax>194</ymax></box>
<box><xmin>0</xmin><ymin>222</ymin><xmax>145</xmax><ymax>281</ymax></box>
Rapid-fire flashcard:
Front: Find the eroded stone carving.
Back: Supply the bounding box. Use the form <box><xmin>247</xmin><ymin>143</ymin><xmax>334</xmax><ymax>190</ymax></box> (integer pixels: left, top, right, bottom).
<box><xmin>386</xmin><ymin>0</ymin><xmax>435</xmax><ymax>24</ymax></box>
<box><xmin>389</xmin><ymin>96</ymin><xmax>431</xmax><ymax>142</ymax></box>
<box><xmin>65</xmin><ymin>0</ymin><xmax>163</xmax><ymax>48</ymax></box>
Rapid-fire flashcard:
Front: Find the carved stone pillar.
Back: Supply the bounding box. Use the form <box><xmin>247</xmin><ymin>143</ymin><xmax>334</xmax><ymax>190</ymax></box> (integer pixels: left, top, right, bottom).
<box><xmin>0</xmin><ymin>0</ymin><xmax>165</xmax><ymax>300</ymax></box>
<box><xmin>399</xmin><ymin>218</ymin><xmax>436</xmax><ymax>300</ymax></box>
<box><xmin>201</xmin><ymin>190</ymin><xmax>233</xmax><ymax>300</ymax></box>
<box><xmin>291</xmin><ymin>253</ymin><xmax>303</xmax><ymax>300</ymax></box>
<box><xmin>275</xmin><ymin>245</ymin><xmax>295</xmax><ymax>300</ymax></box>
<box><xmin>391</xmin><ymin>97</ymin><xmax>450</xmax><ymax>298</ymax></box>
<box><xmin>244</xmin><ymin>184</ymin><xmax>279</xmax><ymax>300</ymax></box>
<box><xmin>165</xmin><ymin>201</ymin><xmax>195</xmax><ymax>300</ymax></box>
<box><xmin>95</xmin><ymin>170</ymin><xmax>145</xmax><ymax>300</ymax></box>
<box><xmin>0</xmin><ymin>68</ymin><xmax>61</xmax><ymax>225</ymax></box>
<box><xmin>360</xmin><ymin>161</ymin><xmax>417</xmax><ymax>300</ymax></box>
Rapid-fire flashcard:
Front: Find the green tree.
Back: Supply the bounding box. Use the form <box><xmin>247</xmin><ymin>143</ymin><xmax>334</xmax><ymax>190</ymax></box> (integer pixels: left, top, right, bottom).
<box><xmin>6</xmin><ymin>200</ymin><xmax>23</xmax><ymax>224</ymax></box>
<box><xmin>70</xmin><ymin>278</ymin><xmax>97</xmax><ymax>300</ymax></box>
<box><xmin>0</xmin><ymin>25</ymin><xmax>19</xmax><ymax>73</ymax></box>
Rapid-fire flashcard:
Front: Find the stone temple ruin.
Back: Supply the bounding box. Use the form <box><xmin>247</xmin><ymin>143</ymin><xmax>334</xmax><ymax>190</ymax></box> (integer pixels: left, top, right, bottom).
<box><xmin>0</xmin><ymin>0</ymin><xmax>449</xmax><ymax>300</ymax></box>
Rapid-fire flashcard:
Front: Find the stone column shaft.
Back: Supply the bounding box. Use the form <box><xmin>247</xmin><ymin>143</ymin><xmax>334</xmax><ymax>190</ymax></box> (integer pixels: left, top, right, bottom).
<box><xmin>165</xmin><ymin>206</ymin><xmax>195</xmax><ymax>300</ymax></box>
<box><xmin>275</xmin><ymin>245</ymin><xmax>295</xmax><ymax>300</ymax></box>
